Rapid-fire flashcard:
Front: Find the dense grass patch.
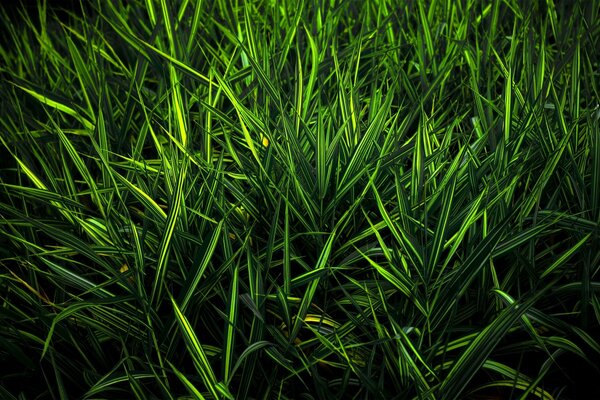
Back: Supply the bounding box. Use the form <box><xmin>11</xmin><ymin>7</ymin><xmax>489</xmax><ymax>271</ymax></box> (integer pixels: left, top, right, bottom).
<box><xmin>1</xmin><ymin>0</ymin><xmax>599</xmax><ymax>398</ymax></box>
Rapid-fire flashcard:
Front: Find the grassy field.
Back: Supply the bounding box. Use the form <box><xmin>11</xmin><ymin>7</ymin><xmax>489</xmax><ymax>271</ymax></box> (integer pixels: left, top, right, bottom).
<box><xmin>1</xmin><ymin>0</ymin><xmax>599</xmax><ymax>398</ymax></box>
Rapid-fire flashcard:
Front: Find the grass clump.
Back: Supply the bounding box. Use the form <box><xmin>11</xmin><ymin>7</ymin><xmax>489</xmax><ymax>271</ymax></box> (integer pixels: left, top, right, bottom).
<box><xmin>1</xmin><ymin>0</ymin><xmax>599</xmax><ymax>399</ymax></box>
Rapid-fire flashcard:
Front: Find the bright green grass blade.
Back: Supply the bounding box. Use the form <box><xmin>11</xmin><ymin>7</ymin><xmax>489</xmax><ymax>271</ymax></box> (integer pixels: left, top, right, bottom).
<box><xmin>540</xmin><ymin>233</ymin><xmax>592</xmax><ymax>278</ymax></box>
<box><xmin>12</xmin><ymin>83</ymin><xmax>94</xmax><ymax>131</ymax></box>
<box><xmin>337</xmin><ymin>90</ymin><xmax>392</xmax><ymax>200</ymax></box>
<box><xmin>170</xmin><ymin>296</ymin><xmax>228</xmax><ymax>399</ymax></box>
<box><xmin>437</xmin><ymin>298</ymin><xmax>533</xmax><ymax>398</ymax></box>
<box><xmin>113</xmin><ymin>172</ymin><xmax>167</xmax><ymax>221</ymax></box>
<box><xmin>426</xmin><ymin>174</ymin><xmax>457</xmax><ymax>281</ymax></box>
<box><xmin>591</xmin><ymin>109</ymin><xmax>600</xmax><ymax>222</ymax></box>
<box><xmin>178</xmin><ymin>220</ymin><xmax>223</xmax><ymax>312</ymax></box>
<box><xmin>430</xmin><ymin>208</ymin><xmax>515</xmax><ymax>328</ymax></box>
<box><xmin>65</xmin><ymin>34</ymin><xmax>96</xmax><ymax>120</ymax></box>
<box><xmin>168</xmin><ymin>361</ymin><xmax>207</xmax><ymax>400</ymax></box>
<box><xmin>370</xmin><ymin>180</ymin><xmax>424</xmax><ymax>275</ymax></box>
<box><xmin>288</xmin><ymin>230</ymin><xmax>336</xmax><ymax>343</ymax></box>
<box><xmin>223</xmin><ymin>263</ymin><xmax>239</xmax><ymax>383</ymax></box>
<box><xmin>355</xmin><ymin>245</ymin><xmax>426</xmax><ymax>316</ymax></box>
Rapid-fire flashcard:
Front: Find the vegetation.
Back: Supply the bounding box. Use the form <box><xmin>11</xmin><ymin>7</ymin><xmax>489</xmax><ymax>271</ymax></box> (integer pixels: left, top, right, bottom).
<box><xmin>1</xmin><ymin>0</ymin><xmax>599</xmax><ymax>398</ymax></box>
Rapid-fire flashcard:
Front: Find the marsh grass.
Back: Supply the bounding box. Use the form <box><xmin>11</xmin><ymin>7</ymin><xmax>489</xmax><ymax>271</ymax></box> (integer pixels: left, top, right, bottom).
<box><xmin>1</xmin><ymin>0</ymin><xmax>599</xmax><ymax>398</ymax></box>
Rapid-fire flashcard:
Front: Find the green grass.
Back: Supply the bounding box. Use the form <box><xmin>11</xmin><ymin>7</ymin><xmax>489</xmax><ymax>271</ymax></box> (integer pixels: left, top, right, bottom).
<box><xmin>1</xmin><ymin>0</ymin><xmax>599</xmax><ymax>398</ymax></box>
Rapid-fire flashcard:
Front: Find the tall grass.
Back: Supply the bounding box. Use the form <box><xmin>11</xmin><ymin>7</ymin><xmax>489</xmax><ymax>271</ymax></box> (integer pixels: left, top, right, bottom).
<box><xmin>1</xmin><ymin>0</ymin><xmax>599</xmax><ymax>398</ymax></box>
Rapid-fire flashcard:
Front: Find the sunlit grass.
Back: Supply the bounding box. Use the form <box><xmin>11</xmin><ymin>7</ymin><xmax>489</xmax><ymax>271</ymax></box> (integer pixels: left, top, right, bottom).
<box><xmin>1</xmin><ymin>0</ymin><xmax>599</xmax><ymax>399</ymax></box>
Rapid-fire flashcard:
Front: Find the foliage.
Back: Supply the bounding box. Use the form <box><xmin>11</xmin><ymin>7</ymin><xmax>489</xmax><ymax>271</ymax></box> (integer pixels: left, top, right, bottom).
<box><xmin>1</xmin><ymin>0</ymin><xmax>599</xmax><ymax>399</ymax></box>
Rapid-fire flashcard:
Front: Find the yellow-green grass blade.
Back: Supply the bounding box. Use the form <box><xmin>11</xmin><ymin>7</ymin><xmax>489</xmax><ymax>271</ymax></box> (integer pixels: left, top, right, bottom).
<box><xmin>171</xmin><ymin>296</ymin><xmax>227</xmax><ymax>399</ymax></box>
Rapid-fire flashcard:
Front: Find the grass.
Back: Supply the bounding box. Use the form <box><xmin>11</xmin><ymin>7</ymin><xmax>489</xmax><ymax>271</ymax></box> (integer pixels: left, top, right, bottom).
<box><xmin>0</xmin><ymin>0</ymin><xmax>599</xmax><ymax>398</ymax></box>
